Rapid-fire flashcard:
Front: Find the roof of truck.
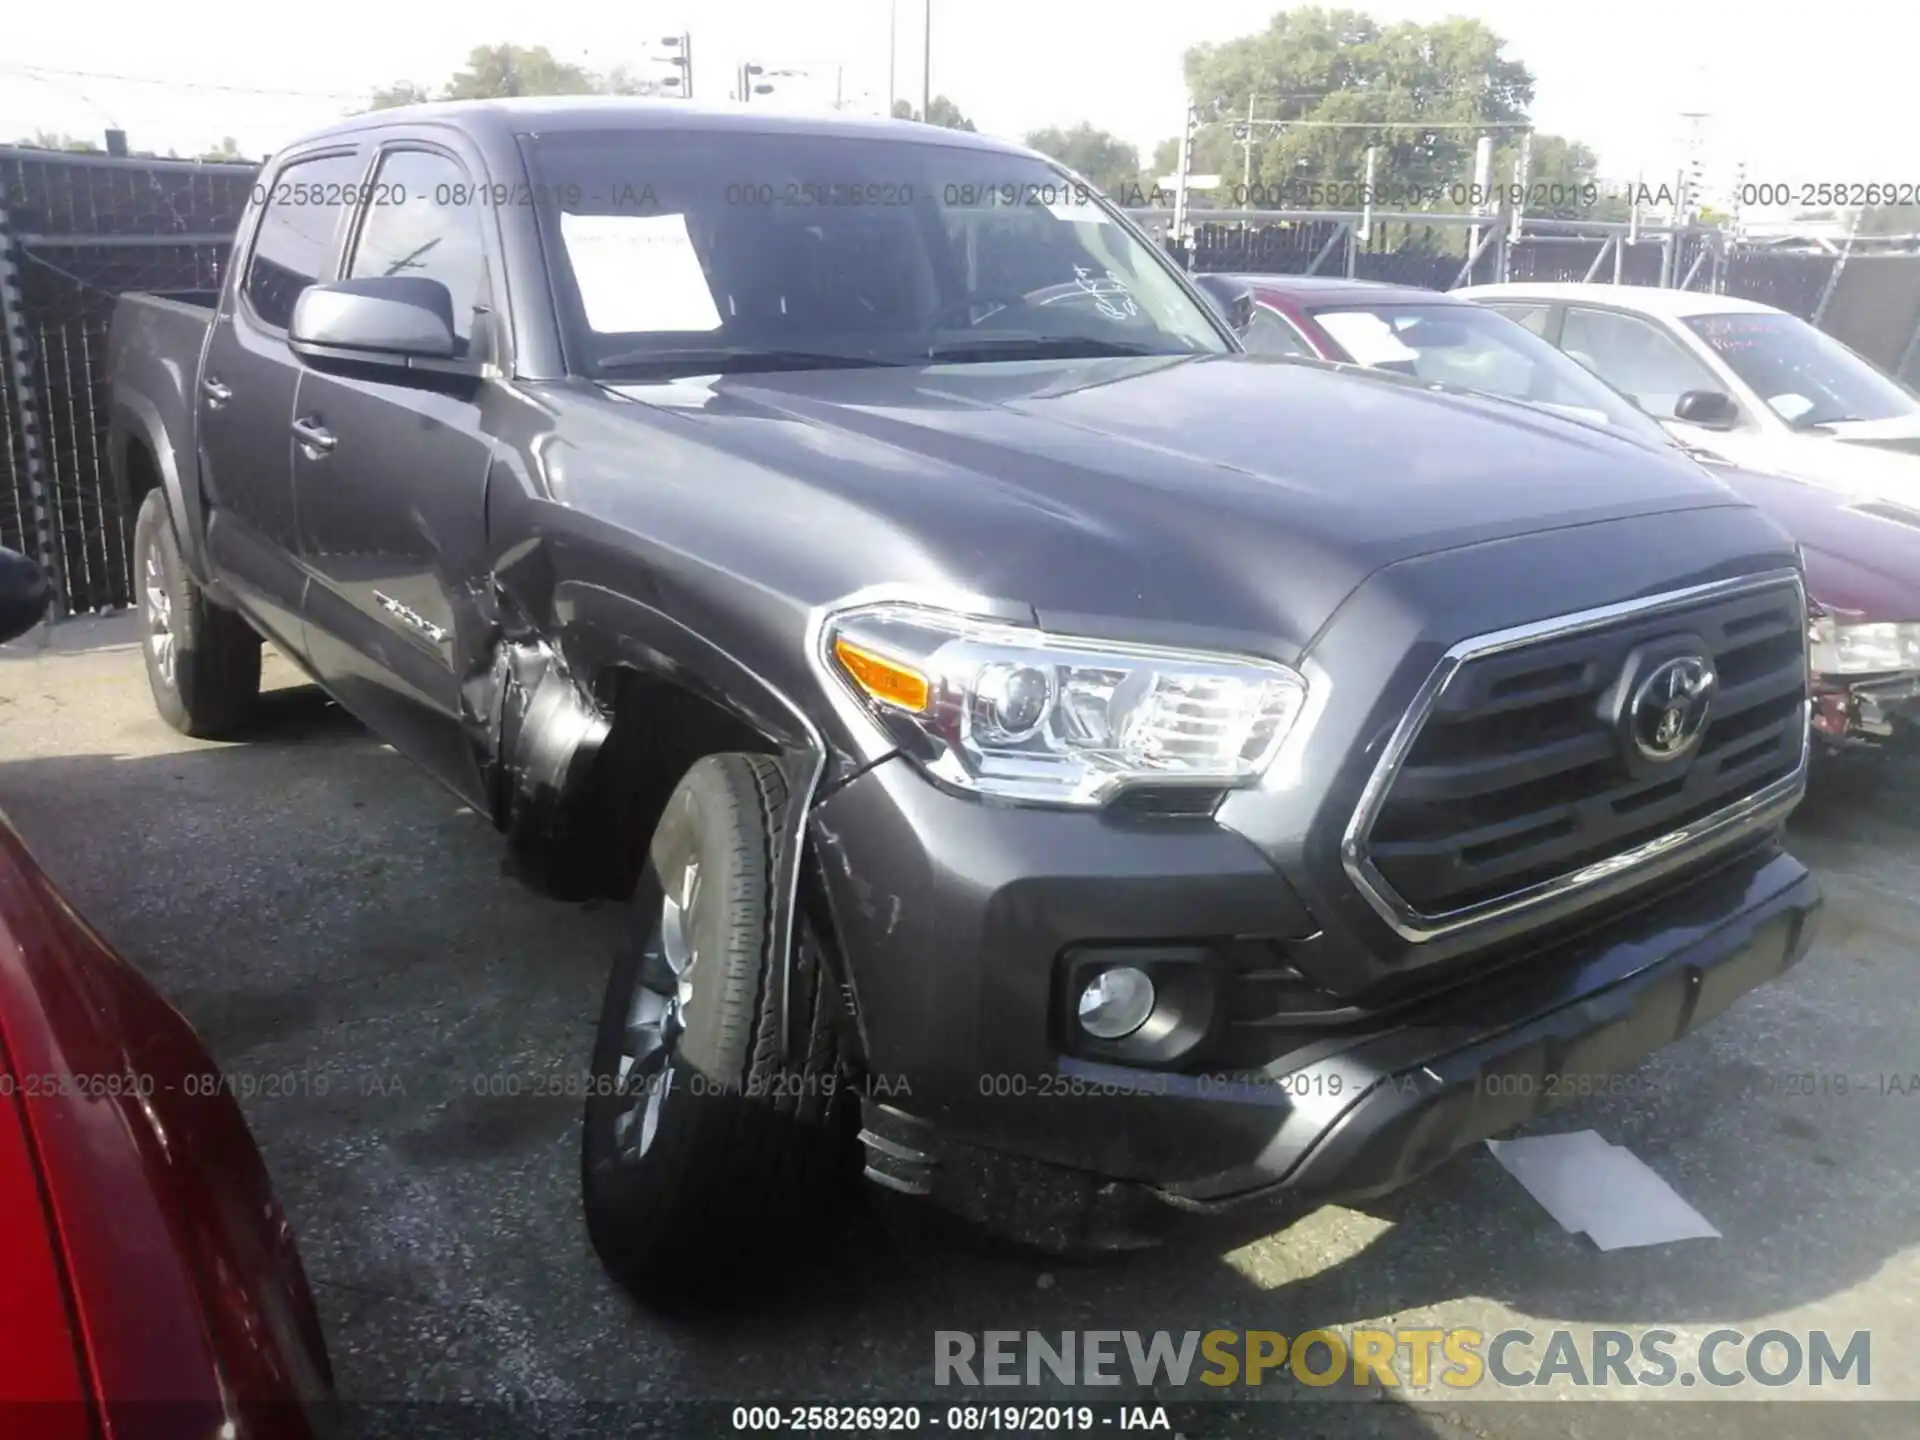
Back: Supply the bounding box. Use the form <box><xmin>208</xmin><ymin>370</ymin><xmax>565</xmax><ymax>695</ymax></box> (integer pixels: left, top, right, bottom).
<box><xmin>300</xmin><ymin>96</ymin><xmax>1031</xmax><ymax>157</ymax></box>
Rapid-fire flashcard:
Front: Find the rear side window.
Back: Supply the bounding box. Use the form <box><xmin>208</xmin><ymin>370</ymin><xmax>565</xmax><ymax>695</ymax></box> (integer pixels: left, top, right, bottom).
<box><xmin>243</xmin><ymin>152</ymin><xmax>364</xmax><ymax>329</ymax></box>
<box><xmin>346</xmin><ymin>149</ymin><xmax>489</xmax><ymax>355</ymax></box>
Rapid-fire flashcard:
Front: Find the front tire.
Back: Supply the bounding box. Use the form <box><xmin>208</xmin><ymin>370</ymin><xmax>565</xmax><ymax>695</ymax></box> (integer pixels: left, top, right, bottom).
<box><xmin>133</xmin><ymin>489</ymin><xmax>261</xmax><ymax>738</ymax></box>
<box><xmin>581</xmin><ymin>753</ymin><xmax>850</xmax><ymax>1302</ymax></box>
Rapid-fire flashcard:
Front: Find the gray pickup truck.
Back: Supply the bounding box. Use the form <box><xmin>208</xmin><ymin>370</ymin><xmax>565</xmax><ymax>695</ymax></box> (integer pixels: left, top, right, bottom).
<box><xmin>110</xmin><ymin>97</ymin><xmax>1820</xmax><ymax>1304</ymax></box>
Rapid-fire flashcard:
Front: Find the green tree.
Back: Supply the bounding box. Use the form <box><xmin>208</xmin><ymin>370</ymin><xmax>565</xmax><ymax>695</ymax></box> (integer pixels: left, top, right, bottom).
<box><xmin>443</xmin><ymin>44</ymin><xmax>599</xmax><ymax>99</ymax></box>
<box><xmin>891</xmin><ymin>95</ymin><xmax>976</xmax><ymax>131</ymax></box>
<box><xmin>1493</xmin><ymin>132</ymin><xmax>1628</xmax><ymax>221</ymax></box>
<box><xmin>1022</xmin><ymin>123</ymin><xmax>1141</xmax><ymax>196</ymax></box>
<box><xmin>369</xmin><ymin>80</ymin><xmax>433</xmax><ymax>111</ymax></box>
<box><xmin>1860</xmin><ymin>203</ymin><xmax>1920</xmax><ymax>237</ymax></box>
<box><xmin>16</xmin><ymin>130</ymin><xmax>100</xmax><ymax>152</ymax></box>
<box><xmin>200</xmin><ymin>136</ymin><xmax>247</xmax><ymax>161</ymax></box>
<box><xmin>364</xmin><ymin>44</ymin><xmax>667</xmax><ymax>113</ymax></box>
<box><xmin>1160</xmin><ymin>8</ymin><xmax>1581</xmax><ymax>212</ymax></box>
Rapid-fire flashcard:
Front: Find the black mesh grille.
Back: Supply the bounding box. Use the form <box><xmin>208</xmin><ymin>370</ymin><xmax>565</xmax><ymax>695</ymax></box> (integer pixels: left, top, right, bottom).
<box><xmin>1365</xmin><ymin>579</ymin><xmax>1807</xmax><ymax>916</ymax></box>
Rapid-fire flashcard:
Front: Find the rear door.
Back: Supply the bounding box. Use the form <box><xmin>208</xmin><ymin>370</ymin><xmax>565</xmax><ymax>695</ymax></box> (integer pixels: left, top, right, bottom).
<box><xmin>198</xmin><ymin>147</ymin><xmax>365</xmax><ymax>653</ymax></box>
<box><xmin>290</xmin><ymin>138</ymin><xmax>501</xmax><ymax>804</ymax></box>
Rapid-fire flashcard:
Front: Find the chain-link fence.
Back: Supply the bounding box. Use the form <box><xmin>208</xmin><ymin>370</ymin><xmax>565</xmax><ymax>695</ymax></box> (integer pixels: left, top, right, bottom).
<box><xmin>0</xmin><ymin>147</ymin><xmax>258</xmax><ymax>614</ymax></box>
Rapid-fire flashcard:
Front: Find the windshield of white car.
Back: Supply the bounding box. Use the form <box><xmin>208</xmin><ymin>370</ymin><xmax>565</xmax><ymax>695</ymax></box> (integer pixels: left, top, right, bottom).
<box><xmin>1310</xmin><ymin>302</ymin><xmax>1671</xmax><ymax>444</ymax></box>
<box><xmin>1684</xmin><ymin>312</ymin><xmax>1919</xmax><ymax>427</ymax></box>
<box><xmin>521</xmin><ymin>129</ymin><xmax>1231</xmax><ymax>377</ymax></box>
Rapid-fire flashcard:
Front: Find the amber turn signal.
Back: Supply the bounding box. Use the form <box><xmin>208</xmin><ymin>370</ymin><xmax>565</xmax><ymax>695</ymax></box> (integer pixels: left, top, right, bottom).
<box><xmin>833</xmin><ymin>637</ymin><xmax>931</xmax><ymax>712</ymax></box>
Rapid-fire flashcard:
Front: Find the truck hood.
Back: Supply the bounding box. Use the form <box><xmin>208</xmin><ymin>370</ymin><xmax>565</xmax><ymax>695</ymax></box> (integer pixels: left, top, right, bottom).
<box><xmin>1707</xmin><ymin>464</ymin><xmax>1920</xmax><ymax>620</ymax></box>
<box><xmin>575</xmin><ymin>353</ymin><xmax>1763</xmax><ymax>652</ymax></box>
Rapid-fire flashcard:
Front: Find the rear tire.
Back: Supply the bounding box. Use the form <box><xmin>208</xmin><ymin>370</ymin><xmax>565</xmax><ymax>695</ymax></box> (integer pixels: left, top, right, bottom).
<box><xmin>581</xmin><ymin>753</ymin><xmax>850</xmax><ymax>1303</ymax></box>
<box><xmin>133</xmin><ymin>488</ymin><xmax>261</xmax><ymax>738</ymax></box>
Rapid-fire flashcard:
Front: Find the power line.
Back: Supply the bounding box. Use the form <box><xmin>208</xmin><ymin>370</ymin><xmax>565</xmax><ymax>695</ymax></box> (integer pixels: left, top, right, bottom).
<box><xmin>3</xmin><ymin>62</ymin><xmax>368</xmax><ymax>102</ymax></box>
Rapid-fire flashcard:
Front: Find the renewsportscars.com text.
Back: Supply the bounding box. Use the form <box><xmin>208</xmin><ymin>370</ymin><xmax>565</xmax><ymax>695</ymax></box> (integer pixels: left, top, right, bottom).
<box><xmin>934</xmin><ymin>1327</ymin><xmax>1871</xmax><ymax>1391</ymax></box>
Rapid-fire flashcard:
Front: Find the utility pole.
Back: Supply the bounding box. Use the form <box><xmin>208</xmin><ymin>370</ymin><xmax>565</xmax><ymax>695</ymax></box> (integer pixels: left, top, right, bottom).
<box><xmin>921</xmin><ymin>0</ymin><xmax>931</xmax><ymax>123</ymax></box>
<box><xmin>1240</xmin><ymin>93</ymin><xmax>1256</xmax><ymax>194</ymax></box>
<box><xmin>1467</xmin><ymin>133</ymin><xmax>1494</xmax><ymax>257</ymax></box>
<box><xmin>1172</xmin><ymin>101</ymin><xmax>1198</xmax><ymax>261</ymax></box>
<box><xmin>888</xmin><ymin>0</ymin><xmax>897</xmax><ymax>114</ymax></box>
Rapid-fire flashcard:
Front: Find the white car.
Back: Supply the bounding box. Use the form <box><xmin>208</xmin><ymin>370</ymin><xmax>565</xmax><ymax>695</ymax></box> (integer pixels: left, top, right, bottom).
<box><xmin>1454</xmin><ymin>282</ymin><xmax>1920</xmax><ymax>506</ymax></box>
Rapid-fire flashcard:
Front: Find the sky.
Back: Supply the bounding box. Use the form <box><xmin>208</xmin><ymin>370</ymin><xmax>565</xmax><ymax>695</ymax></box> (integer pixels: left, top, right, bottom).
<box><xmin>1</xmin><ymin>0</ymin><xmax>1906</xmax><ymax>211</ymax></box>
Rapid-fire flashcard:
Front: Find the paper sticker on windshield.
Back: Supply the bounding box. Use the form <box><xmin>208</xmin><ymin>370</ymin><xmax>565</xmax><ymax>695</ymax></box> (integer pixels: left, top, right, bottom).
<box><xmin>559</xmin><ymin>212</ymin><xmax>723</xmax><ymax>334</ymax></box>
<box><xmin>1315</xmin><ymin>311</ymin><xmax>1418</xmax><ymax>368</ymax></box>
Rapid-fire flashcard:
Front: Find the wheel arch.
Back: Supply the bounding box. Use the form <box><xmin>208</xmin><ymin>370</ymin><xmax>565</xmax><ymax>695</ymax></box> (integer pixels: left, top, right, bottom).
<box><xmin>111</xmin><ymin>391</ymin><xmax>208</xmax><ymax>585</ymax></box>
<box><xmin>482</xmin><ymin>574</ymin><xmax>858</xmax><ymax>1069</ymax></box>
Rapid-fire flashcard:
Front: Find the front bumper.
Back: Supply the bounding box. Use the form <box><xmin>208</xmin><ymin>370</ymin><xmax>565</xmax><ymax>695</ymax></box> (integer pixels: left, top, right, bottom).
<box><xmin>812</xmin><ymin>758</ymin><xmax>1821</xmax><ymax>1250</ymax></box>
<box><xmin>1812</xmin><ymin>672</ymin><xmax>1920</xmax><ymax>746</ymax></box>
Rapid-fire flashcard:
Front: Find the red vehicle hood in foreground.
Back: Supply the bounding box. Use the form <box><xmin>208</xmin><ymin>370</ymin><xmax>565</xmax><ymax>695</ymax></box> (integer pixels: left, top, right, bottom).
<box><xmin>0</xmin><ymin>817</ymin><xmax>330</xmax><ymax>1437</ymax></box>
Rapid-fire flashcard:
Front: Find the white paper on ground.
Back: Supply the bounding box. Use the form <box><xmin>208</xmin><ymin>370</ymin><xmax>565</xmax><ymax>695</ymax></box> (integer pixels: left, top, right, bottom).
<box><xmin>1487</xmin><ymin>1131</ymin><xmax>1720</xmax><ymax>1250</ymax></box>
<box><xmin>558</xmin><ymin>212</ymin><xmax>723</xmax><ymax>334</ymax></box>
<box><xmin>1485</xmin><ymin>1130</ymin><xmax>1618</xmax><ymax>1234</ymax></box>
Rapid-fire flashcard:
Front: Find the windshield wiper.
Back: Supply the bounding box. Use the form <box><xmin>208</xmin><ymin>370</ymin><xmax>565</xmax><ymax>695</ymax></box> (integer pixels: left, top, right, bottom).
<box><xmin>922</xmin><ymin>336</ymin><xmax>1175</xmax><ymax>363</ymax></box>
<box><xmin>596</xmin><ymin>346</ymin><xmax>900</xmax><ymax>377</ymax></box>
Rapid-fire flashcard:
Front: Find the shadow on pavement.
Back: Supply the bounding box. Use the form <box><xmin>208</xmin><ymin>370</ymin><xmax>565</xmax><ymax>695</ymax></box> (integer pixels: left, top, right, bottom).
<box><xmin>0</xmin><ymin>682</ymin><xmax>1913</xmax><ymax>1440</ymax></box>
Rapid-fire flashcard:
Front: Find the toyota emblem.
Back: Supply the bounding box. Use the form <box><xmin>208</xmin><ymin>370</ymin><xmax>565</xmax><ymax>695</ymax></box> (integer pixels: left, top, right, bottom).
<box><xmin>1629</xmin><ymin>655</ymin><xmax>1717</xmax><ymax>763</ymax></box>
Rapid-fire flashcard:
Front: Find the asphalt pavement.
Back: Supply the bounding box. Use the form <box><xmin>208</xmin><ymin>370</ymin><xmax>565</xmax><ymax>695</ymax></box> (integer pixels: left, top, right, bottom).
<box><xmin>3</xmin><ymin>620</ymin><xmax>1917</xmax><ymax>1439</ymax></box>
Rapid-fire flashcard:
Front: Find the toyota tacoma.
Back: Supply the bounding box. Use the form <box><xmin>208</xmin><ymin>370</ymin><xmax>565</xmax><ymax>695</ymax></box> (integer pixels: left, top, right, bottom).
<box><xmin>109</xmin><ymin>99</ymin><xmax>1822</xmax><ymax>1300</ymax></box>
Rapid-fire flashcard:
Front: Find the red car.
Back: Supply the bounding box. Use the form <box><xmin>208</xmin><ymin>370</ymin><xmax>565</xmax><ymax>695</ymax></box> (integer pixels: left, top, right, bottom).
<box><xmin>0</xmin><ymin>548</ymin><xmax>331</xmax><ymax>1436</ymax></box>
<box><xmin>1217</xmin><ymin>273</ymin><xmax>1920</xmax><ymax>748</ymax></box>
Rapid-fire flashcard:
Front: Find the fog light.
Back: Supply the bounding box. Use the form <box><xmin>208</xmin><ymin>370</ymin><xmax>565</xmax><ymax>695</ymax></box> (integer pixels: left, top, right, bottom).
<box><xmin>1077</xmin><ymin>966</ymin><xmax>1156</xmax><ymax>1040</ymax></box>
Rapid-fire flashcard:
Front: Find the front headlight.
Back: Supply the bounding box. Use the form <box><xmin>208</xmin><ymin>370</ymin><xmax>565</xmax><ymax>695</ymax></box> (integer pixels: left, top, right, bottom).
<box><xmin>1808</xmin><ymin>616</ymin><xmax>1920</xmax><ymax>674</ymax></box>
<box><xmin>821</xmin><ymin>603</ymin><xmax>1310</xmax><ymax>806</ymax></box>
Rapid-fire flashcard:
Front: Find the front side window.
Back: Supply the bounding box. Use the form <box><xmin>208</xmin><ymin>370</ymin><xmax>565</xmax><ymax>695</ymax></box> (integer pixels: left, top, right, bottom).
<box><xmin>521</xmin><ymin>129</ymin><xmax>1230</xmax><ymax>375</ymax></box>
<box><xmin>346</xmin><ymin>149</ymin><xmax>490</xmax><ymax>355</ymax></box>
<box><xmin>1243</xmin><ymin>306</ymin><xmax>1316</xmax><ymax>358</ymax></box>
<box><xmin>243</xmin><ymin>151</ymin><xmax>365</xmax><ymax>329</ymax></box>
<box><xmin>1312</xmin><ymin>302</ymin><xmax>1670</xmax><ymax>444</ymax></box>
<box><xmin>1684</xmin><ymin>311</ymin><xmax>1918</xmax><ymax>427</ymax></box>
<box><xmin>1558</xmin><ymin>307</ymin><xmax>1723</xmax><ymax>421</ymax></box>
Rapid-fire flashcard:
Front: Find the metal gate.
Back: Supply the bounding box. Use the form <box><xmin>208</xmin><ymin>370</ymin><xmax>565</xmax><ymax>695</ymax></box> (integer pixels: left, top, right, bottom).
<box><xmin>0</xmin><ymin>146</ymin><xmax>257</xmax><ymax>614</ymax></box>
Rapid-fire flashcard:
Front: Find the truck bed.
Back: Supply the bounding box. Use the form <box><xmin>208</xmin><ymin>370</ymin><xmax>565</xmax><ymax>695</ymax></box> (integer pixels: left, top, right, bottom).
<box><xmin>107</xmin><ymin>292</ymin><xmax>217</xmax><ymax>577</ymax></box>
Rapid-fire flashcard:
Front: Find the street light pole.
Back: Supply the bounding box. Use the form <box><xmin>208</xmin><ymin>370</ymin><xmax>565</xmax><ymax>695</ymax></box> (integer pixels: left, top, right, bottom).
<box><xmin>921</xmin><ymin>0</ymin><xmax>931</xmax><ymax>122</ymax></box>
<box><xmin>888</xmin><ymin>0</ymin><xmax>897</xmax><ymax>114</ymax></box>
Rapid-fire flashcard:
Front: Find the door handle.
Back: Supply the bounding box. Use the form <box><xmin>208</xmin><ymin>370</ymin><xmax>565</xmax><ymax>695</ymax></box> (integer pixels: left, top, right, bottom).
<box><xmin>202</xmin><ymin>375</ymin><xmax>233</xmax><ymax>407</ymax></box>
<box><xmin>290</xmin><ymin>416</ymin><xmax>336</xmax><ymax>455</ymax></box>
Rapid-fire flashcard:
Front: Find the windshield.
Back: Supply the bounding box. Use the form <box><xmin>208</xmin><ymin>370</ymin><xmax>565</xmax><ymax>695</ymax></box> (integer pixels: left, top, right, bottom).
<box><xmin>520</xmin><ymin>129</ymin><xmax>1230</xmax><ymax>376</ymax></box>
<box><xmin>1310</xmin><ymin>302</ymin><xmax>1672</xmax><ymax>444</ymax></box>
<box><xmin>1683</xmin><ymin>311</ymin><xmax>1918</xmax><ymax>427</ymax></box>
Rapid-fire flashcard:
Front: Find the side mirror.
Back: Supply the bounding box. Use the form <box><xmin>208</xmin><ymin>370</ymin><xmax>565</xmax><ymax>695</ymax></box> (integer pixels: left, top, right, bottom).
<box><xmin>1192</xmin><ymin>274</ymin><xmax>1255</xmax><ymax>335</ymax></box>
<box><xmin>289</xmin><ymin>277</ymin><xmax>459</xmax><ymax>368</ymax></box>
<box><xmin>1673</xmin><ymin>389</ymin><xmax>1740</xmax><ymax>429</ymax></box>
<box><xmin>0</xmin><ymin>547</ymin><xmax>50</xmax><ymax>646</ymax></box>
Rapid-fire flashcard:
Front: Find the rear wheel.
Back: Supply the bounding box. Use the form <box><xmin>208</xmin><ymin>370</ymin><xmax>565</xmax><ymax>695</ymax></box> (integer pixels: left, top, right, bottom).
<box><xmin>133</xmin><ymin>488</ymin><xmax>260</xmax><ymax>738</ymax></box>
<box><xmin>580</xmin><ymin>753</ymin><xmax>851</xmax><ymax>1302</ymax></box>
